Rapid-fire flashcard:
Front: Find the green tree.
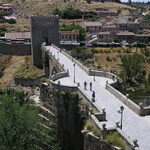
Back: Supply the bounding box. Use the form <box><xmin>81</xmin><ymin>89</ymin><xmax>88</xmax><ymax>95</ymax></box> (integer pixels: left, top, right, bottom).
<box><xmin>6</xmin><ymin>18</ymin><xmax>17</xmax><ymax>24</ymax></box>
<box><xmin>121</xmin><ymin>53</ymin><xmax>145</xmax><ymax>84</ymax></box>
<box><xmin>52</xmin><ymin>8</ymin><xmax>62</xmax><ymax>16</ymax></box>
<box><xmin>62</xmin><ymin>7</ymin><xmax>83</xmax><ymax>19</ymax></box>
<box><xmin>0</xmin><ymin>89</ymin><xmax>61</xmax><ymax>150</ymax></box>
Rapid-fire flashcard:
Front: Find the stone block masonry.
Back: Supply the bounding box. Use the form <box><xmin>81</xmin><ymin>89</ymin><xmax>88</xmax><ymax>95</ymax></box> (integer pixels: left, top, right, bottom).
<box><xmin>0</xmin><ymin>43</ymin><xmax>31</xmax><ymax>55</ymax></box>
<box><xmin>31</xmin><ymin>16</ymin><xmax>59</xmax><ymax>68</ymax></box>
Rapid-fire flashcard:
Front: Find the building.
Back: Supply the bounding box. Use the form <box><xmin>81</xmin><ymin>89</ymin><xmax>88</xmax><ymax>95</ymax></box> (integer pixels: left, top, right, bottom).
<box><xmin>141</xmin><ymin>22</ymin><xmax>150</xmax><ymax>30</ymax></box>
<box><xmin>31</xmin><ymin>16</ymin><xmax>59</xmax><ymax>68</ymax></box>
<box><xmin>115</xmin><ymin>31</ymin><xmax>135</xmax><ymax>43</ymax></box>
<box><xmin>116</xmin><ymin>22</ymin><xmax>128</xmax><ymax>31</ymax></box>
<box><xmin>0</xmin><ymin>3</ymin><xmax>14</xmax><ymax>15</ymax></box>
<box><xmin>127</xmin><ymin>22</ymin><xmax>140</xmax><ymax>32</ymax></box>
<box><xmin>4</xmin><ymin>32</ymin><xmax>31</xmax><ymax>43</ymax></box>
<box><xmin>60</xmin><ymin>30</ymin><xmax>79</xmax><ymax>42</ymax></box>
<box><xmin>98</xmin><ymin>11</ymin><xmax>117</xmax><ymax>17</ymax></box>
<box><xmin>97</xmin><ymin>32</ymin><xmax>111</xmax><ymax>42</ymax></box>
<box><xmin>135</xmin><ymin>34</ymin><xmax>150</xmax><ymax>43</ymax></box>
<box><xmin>101</xmin><ymin>25</ymin><xmax>118</xmax><ymax>35</ymax></box>
<box><xmin>81</xmin><ymin>21</ymin><xmax>102</xmax><ymax>34</ymax></box>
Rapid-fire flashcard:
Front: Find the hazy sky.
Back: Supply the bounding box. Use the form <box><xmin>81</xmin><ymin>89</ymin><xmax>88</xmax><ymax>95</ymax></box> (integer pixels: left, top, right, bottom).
<box><xmin>121</xmin><ymin>0</ymin><xmax>149</xmax><ymax>2</ymax></box>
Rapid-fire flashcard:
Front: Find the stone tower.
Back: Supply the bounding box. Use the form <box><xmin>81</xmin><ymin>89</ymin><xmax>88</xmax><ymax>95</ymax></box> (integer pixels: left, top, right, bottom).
<box><xmin>31</xmin><ymin>16</ymin><xmax>59</xmax><ymax>68</ymax></box>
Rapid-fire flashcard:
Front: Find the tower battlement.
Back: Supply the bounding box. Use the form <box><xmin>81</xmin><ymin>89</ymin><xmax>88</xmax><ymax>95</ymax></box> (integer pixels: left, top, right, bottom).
<box><xmin>31</xmin><ymin>16</ymin><xmax>59</xmax><ymax>68</ymax></box>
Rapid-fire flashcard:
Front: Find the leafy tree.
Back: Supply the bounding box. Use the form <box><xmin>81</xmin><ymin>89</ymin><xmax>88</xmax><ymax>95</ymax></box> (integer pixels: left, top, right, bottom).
<box><xmin>121</xmin><ymin>53</ymin><xmax>145</xmax><ymax>84</ymax></box>
<box><xmin>0</xmin><ymin>13</ymin><xmax>5</xmax><ymax>19</ymax></box>
<box><xmin>6</xmin><ymin>18</ymin><xmax>17</xmax><ymax>24</ymax></box>
<box><xmin>52</xmin><ymin>8</ymin><xmax>62</xmax><ymax>16</ymax></box>
<box><xmin>61</xmin><ymin>7</ymin><xmax>83</xmax><ymax>19</ymax></box>
<box><xmin>71</xmin><ymin>47</ymin><xmax>94</xmax><ymax>61</ymax></box>
<box><xmin>0</xmin><ymin>89</ymin><xmax>61</xmax><ymax>150</ymax></box>
<box><xmin>143</xmin><ymin>14</ymin><xmax>150</xmax><ymax>23</ymax></box>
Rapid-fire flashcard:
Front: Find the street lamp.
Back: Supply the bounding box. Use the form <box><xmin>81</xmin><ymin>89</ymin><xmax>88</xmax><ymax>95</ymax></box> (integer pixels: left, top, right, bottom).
<box><xmin>93</xmin><ymin>56</ymin><xmax>96</xmax><ymax>81</ymax></box>
<box><xmin>117</xmin><ymin>106</ymin><xmax>124</xmax><ymax>129</ymax></box>
<box><xmin>93</xmin><ymin>65</ymin><xmax>95</xmax><ymax>81</ymax></box>
<box><xmin>73</xmin><ymin>63</ymin><xmax>75</xmax><ymax>83</ymax></box>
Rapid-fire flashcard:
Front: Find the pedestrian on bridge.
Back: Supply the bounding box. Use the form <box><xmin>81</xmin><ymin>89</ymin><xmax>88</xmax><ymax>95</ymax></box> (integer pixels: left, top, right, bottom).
<box><xmin>89</xmin><ymin>82</ymin><xmax>92</xmax><ymax>91</ymax></box>
<box><xmin>92</xmin><ymin>91</ymin><xmax>95</xmax><ymax>102</ymax></box>
<box><xmin>84</xmin><ymin>81</ymin><xmax>87</xmax><ymax>90</ymax></box>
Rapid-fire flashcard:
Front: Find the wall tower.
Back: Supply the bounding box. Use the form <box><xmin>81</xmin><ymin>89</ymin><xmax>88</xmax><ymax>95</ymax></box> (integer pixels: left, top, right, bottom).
<box><xmin>31</xmin><ymin>16</ymin><xmax>59</xmax><ymax>68</ymax></box>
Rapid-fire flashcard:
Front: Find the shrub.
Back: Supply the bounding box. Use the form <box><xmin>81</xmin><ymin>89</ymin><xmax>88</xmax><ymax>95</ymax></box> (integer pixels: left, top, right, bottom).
<box><xmin>0</xmin><ymin>31</ymin><xmax>5</xmax><ymax>36</ymax></box>
<box><xmin>84</xmin><ymin>120</ymin><xmax>101</xmax><ymax>137</ymax></box>
<box><xmin>106</xmin><ymin>56</ymin><xmax>112</xmax><ymax>61</ymax></box>
<box><xmin>6</xmin><ymin>18</ymin><xmax>17</xmax><ymax>24</ymax></box>
<box><xmin>52</xmin><ymin>8</ymin><xmax>62</xmax><ymax>16</ymax></box>
<box><xmin>105</xmin><ymin>132</ymin><xmax>126</xmax><ymax>150</ymax></box>
<box><xmin>0</xmin><ymin>68</ymin><xmax>4</xmax><ymax>78</ymax></box>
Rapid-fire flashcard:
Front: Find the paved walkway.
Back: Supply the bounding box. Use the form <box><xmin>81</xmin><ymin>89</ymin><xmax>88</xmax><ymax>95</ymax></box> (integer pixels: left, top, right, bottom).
<box><xmin>46</xmin><ymin>45</ymin><xmax>150</xmax><ymax>150</ymax></box>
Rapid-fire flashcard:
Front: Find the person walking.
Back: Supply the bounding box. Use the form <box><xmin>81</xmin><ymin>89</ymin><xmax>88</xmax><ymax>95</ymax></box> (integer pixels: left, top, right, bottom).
<box><xmin>84</xmin><ymin>81</ymin><xmax>87</xmax><ymax>90</ymax></box>
<box><xmin>92</xmin><ymin>91</ymin><xmax>95</xmax><ymax>102</ymax></box>
<box><xmin>89</xmin><ymin>82</ymin><xmax>92</xmax><ymax>91</ymax></box>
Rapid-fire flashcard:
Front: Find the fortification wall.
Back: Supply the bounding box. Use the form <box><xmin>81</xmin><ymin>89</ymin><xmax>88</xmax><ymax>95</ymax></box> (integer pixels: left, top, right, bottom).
<box><xmin>14</xmin><ymin>75</ymin><xmax>44</xmax><ymax>87</ymax></box>
<box><xmin>0</xmin><ymin>43</ymin><xmax>31</xmax><ymax>55</ymax></box>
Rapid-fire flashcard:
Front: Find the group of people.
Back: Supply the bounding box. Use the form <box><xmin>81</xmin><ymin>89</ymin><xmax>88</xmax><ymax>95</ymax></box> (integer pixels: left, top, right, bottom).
<box><xmin>84</xmin><ymin>81</ymin><xmax>95</xmax><ymax>102</ymax></box>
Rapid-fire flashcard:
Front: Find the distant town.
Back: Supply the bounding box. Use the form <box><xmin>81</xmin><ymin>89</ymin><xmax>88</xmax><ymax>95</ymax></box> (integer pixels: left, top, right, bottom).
<box><xmin>0</xmin><ymin>0</ymin><xmax>150</xmax><ymax>150</ymax></box>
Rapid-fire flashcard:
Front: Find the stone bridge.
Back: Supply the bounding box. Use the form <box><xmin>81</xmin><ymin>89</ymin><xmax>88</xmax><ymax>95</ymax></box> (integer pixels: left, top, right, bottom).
<box><xmin>41</xmin><ymin>44</ymin><xmax>150</xmax><ymax>150</ymax></box>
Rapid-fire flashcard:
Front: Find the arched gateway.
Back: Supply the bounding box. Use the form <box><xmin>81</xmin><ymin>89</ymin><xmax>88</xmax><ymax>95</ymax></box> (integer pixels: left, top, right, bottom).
<box><xmin>31</xmin><ymin>16</ymin><xmax>59</xmax><ymax>68</ymax></box>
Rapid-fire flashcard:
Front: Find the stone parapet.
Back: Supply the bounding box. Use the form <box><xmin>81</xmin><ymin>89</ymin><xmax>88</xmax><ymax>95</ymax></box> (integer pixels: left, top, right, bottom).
<box><xmin>106</xmin><ymin>83</ymin><xmax>150</xmax><ymax>116</ymax></box>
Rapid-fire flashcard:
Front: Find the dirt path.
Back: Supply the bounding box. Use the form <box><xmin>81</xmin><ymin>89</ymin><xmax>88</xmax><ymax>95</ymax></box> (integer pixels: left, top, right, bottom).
<box><xmin>0</xmin><ymin>56</ymin><xmax>26</xmax><ymax>88</ymax></box>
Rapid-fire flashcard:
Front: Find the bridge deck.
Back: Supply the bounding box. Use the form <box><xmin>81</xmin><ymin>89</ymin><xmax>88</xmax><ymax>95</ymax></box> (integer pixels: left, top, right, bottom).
<box><xmin>46</xmin><ymin>45</ymin><xmax>150</xmax><ymax>150</ymax></box>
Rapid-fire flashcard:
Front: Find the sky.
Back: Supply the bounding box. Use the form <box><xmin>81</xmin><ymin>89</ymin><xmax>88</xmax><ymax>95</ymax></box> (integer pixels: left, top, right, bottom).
<box><xmin>121</xmin><ymin>0</ymin><xmax>149</xmax><ymax>2</ymax></box>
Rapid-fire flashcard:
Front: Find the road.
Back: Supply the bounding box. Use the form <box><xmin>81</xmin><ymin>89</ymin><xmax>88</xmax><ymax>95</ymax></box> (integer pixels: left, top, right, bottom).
<box><xmin>46</xmin><ymin>45</ymin><xmax>150</xmax><ymax>150</ymax></box>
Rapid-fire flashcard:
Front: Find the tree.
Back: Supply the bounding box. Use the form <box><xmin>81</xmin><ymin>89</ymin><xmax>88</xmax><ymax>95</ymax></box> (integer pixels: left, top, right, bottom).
<box><xmin>121</xmin><ymin>53</ymin><xmax>145</xmax><ymax>84</ymax></box>
<box><xmin>0</xmin><ymin>89</ymin><xmax>61</xmax><ymax>150</ymax></box>
<box><xmin>6</xmin><ymin>18</ymin><xmax>17</xmax><ymax>24</ymax></box>
<box><xmin>61</xmin><ymin>7</ymin><xmax>83</xmax><ymax>19</ymax></box>
<box><xmin>52</xmin><ymin>8</ymin><xmax>62</xmax><ymax>16</ymax></box>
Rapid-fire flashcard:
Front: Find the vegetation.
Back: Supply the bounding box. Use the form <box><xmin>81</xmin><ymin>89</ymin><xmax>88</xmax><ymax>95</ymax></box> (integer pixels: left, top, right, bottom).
<box><xmin>105</xmin><ymin>132</ymin><xmax>126</xmax><ymax>150</ymax></box>
<box><xmin>53</xmin><ymin>7</ymin><xmax>97</xmax><ymax>20</ymax></box>
<box><xmin>6</xmin><ymin>18</ymin><xmax>17</xmax><ymax>24</ymax></box>
<box><xmin>61</xmin><ymin>24</ymin><xmax>85</xmax><ymax>41</ymax></box>
<box><xmin>14</xmin><ymin>57</ymin><xmax>44</xmax><ymax>79</ymax></box>
<box><xmin>0</xmin><ymin>13</ymin><xmax>5</xmax><ymax>20</ymax></box>
<box><xmin>0</xmin><ymin>26</ymin><xmax>7</xmax><ymax>37</ymax></box>
<box><xmin>143</xmin><ymin>14</ymin><xmax>150</xmax><ymax>23</ymax></box>
<box><xmin>71</xmin><ymin>47</ymin><xmax>94</xmax><ymax>61</ymax></box>
<box><xmin>0</xmin><ymin>88</ymin><xmax>60</xmax><ymax>150</ymax></box>
<box><xmin>53</xmin><ymin>7</ymin><xmax>83</xmax><ymax>19</ymax></box>
<box><xmin>120</xmin><ymin>53</ymin><xmax>145</xmax><ymax>84</ymax></box>
<box><xmin>84</xmin><ymin>120</ymin><xmax>101</xmax><ymax>137</ymax></box>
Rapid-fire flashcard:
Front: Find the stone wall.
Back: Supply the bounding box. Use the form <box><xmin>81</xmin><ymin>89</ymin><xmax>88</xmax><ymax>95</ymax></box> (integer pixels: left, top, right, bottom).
<box><xmin>0</xmin><ymin>43</ymin><xmax>31</xmax><ymax>55</ymax></box>
<box><xmin>50</xmin><ymin>80</ymin><xmax>78</xmax><ymax>92</ymax></box>
<box><xmin>89</xmin><ymin>70</ymin><xmax>117</xmax><ymax>80</ymax></box>
<box><xmin>31</xmin><ymin>16</ymin><xmax>59</xmax><ymax>68</ymax></box>
<box><xmin>83</xmin><ymin>132</ymin><xmax>114</xmax><ymax>150</ymax></box>
<box><xmin>51</xmin><ymin>71</ymin><xmax>69</xmax><ymax>81</ymax></box>
<box><xmin>106</xmin><ymin>83</ymin><xmax>150</xmax><ymax>116</ymax></box>
<box><xmin>40</xmin><ymin>83</ymin><xmax>83</xmax><ymax>150</ymax></box>
<box><xmin>90</xmin><ymin>115</ymin><xmax>140</xmax><ymax>150</ymax></box>
<box><xmin>14</xmin><ymin>75</ymin><xmax>45</xmax><ymax>87</ymax></box>
<box><xmin>106</xmin><ymin>84</ymin><xmax>140</xmax><ymax>115</ymax></box>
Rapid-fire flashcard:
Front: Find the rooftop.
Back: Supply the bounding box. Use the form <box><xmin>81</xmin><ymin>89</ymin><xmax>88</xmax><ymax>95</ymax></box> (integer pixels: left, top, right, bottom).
<box><xmin>116</xmin><ymin>32</ymin><xmax>135</xmax><ymax>36</ymax></box>
<box><xmin>82</xmin><ymin>21</ymin><xmax>102</xmax><ymax>27</ymax></box>
<box><xmin>60</xmin><ymin>30</ymin><xmax>80</xmax><ymax>35</ymax></box>
<box><xmin>98</xmin><ymin>32</ymin><xmax>110</xmax><ymax>35</ymax></box>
